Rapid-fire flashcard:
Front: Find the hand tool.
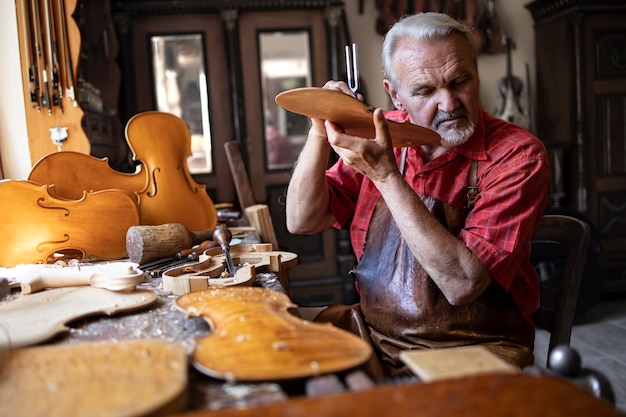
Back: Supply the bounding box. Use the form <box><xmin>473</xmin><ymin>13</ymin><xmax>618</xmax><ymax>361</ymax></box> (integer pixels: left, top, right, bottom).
<box><xmin>175</xmin><ymin>240</ymin><xmax>218</xmax><ymax>260</ymax></box>
<box><xmin>213</xmin><ymin>224</ymin><xmax>235</xmax><ymax>276</ymax></box>
<box><xmin>139</xmin><ymin>240</ymin><xmax>218</xmax><ymax>272</ymax></box>
<box><xmin>126</xmin><ymin>223</ymin><xmax>214</xmax><ymax>265</ymax></box>
<box><xmin>147</xmin><ymin>252</ymin><xmax>200</xmax><ymax>278</ymax></box>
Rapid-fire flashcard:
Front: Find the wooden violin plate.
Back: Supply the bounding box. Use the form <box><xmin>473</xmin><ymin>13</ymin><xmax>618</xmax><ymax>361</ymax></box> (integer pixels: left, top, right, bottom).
<box><xmin>175</xmin><ymin>287</ymin><xmax>372</xmax><ymax>381</ymax></box>
<box><xmin>8</xmin><ymin>261</ymin><xmax>145</xmax><ymax>294</ymax></box>
<box><xmin>275</xmin><ymin>87</ymin><xmax>441</xmax><ymax>147</ymax></box>
<box><xmin>0</xmin><ymin>286</ymin><xmax>157</xmax><ymax>349</ymax></box>
<box><xmin>0</xmin><ymin>339</ymin><xmax>187</xmax><ymax>417</ymax></box>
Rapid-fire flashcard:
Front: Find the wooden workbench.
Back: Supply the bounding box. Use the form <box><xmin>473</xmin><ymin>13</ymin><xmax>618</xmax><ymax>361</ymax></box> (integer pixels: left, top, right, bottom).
<box><xmin>176</xmin><ymin>372</ymin><xmax>624</xmax><ymax>417</ymax></box>
<box><xmin>2</xmin><ymin>261</ymin><xmax>624</xmax><ymax>416</ymax></box>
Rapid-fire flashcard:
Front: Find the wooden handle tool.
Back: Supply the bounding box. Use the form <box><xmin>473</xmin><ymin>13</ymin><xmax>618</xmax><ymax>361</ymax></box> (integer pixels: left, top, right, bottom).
<box><xmin>126</xmin><ymin>223</ymin><xmax>214</xmax><ymax>265</ymax></box>
<box><xmin>213</xmin><ymin>224</ymin><xmax>235</xmax><ymax>275</ymax></box>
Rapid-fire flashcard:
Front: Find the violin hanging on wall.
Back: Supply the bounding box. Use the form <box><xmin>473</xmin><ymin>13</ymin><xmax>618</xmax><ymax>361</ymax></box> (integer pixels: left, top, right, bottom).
<box><xmin>493</xmin><ymin>36</ymin><xmax>530</xmax><ymax>129</ymax></box>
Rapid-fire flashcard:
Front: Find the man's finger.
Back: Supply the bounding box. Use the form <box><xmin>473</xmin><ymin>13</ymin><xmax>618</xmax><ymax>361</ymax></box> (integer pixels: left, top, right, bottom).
<box><xmin>372</xmin><ymin>108</ymin><xmax>391</xmax><ymax>142</ymax></box>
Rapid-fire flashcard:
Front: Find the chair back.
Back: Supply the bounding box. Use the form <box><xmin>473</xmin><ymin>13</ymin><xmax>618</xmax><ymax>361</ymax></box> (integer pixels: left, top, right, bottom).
<box><xmin>531</xmin><ymin>214</ymin><xmax>591</xmax><ymax>360</ymax></box>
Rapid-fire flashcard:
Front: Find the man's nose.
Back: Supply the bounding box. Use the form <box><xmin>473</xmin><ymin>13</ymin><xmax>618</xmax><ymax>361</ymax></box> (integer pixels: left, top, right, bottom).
<box><xmin>437</xmin><ymin>89</ymin><xmax>458</xmax><ymax>112</ymax></box>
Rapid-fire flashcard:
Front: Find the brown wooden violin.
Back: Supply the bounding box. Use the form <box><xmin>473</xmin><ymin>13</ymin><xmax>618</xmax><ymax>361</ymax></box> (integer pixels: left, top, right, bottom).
<box><xmin>125</xmin><ymin>111</ymin><xmax>217</xmax><ymax>231</ymax></box>
<box><xmin>0</xmin><ymin>179</ymin><xmax>139</xmax><ymax>267</ymax></box>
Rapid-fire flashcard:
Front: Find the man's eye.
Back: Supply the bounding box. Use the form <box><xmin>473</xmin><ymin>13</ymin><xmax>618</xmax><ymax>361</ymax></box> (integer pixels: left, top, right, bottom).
<box><xmin>452</xmin><ymin>75</ymin><xmax>472</xmax><ymax>88</ymax></box>
<box><xmin>415</xmin><ymin>89</ymin><xmax>432</xmax><ymax>97</ymax></box>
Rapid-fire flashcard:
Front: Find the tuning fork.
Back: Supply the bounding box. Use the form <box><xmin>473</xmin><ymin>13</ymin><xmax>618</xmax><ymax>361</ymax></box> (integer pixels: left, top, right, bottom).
<box><xmin>345</xmin><ymin>43</ymin><xmax>359</xmax><ymax>94</ymax></box>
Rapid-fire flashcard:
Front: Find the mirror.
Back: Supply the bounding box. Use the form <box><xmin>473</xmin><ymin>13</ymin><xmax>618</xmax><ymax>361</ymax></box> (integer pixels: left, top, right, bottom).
<box><xmin>151</xmin><ymin>33</ymin><xmax>213</xmax><ymax>174</ymax></box>
<box><xmin>259</xmin><ymin>30</ymin><xmax>312</xmax><ymax>171</ymax></box>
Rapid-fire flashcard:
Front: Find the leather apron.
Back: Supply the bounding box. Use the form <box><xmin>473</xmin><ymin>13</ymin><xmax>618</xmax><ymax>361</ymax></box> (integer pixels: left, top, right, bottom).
<box><xmin>356</xmin><ymin>196</ymin><xmax>534</xmax><ymax>376</ymax></box>
<box><xmin>317</xmin><ymin>154</ymin><xmax>534</xmax><ymax>379</ymax></box>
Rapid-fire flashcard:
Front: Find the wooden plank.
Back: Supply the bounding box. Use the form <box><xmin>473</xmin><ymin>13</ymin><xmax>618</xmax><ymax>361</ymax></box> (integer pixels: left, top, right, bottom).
<box><xmin>399</xmin><ymin>345</ymin><xmax>518</xmax><ymax>382</ymax></box>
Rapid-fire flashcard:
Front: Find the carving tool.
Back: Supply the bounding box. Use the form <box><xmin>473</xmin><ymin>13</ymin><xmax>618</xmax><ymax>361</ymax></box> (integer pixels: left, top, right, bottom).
<box><xmin>213</xmin><ymin>224</ymin><xmax>235</xmax><ymax>276</ymax></box>
<box><xmin>146</xmin><ymin>252</ymin><xmax>201</xmax><ymax>278</ymax></box>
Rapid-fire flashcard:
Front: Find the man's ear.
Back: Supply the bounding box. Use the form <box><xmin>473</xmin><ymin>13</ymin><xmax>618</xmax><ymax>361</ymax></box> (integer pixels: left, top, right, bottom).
<box><xmin>383</xmin><ymin>79</ymin><xmax>403</xmax><ymax>110</ymax></box>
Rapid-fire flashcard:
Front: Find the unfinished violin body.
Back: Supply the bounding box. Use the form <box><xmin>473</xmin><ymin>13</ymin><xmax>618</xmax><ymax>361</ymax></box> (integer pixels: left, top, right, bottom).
<box><xmin>29</xmin><ymin>151</ymin><xmax>146</xmax><ymax>202</ymax></box>
<box><xmin>174</xmin><ymin>286</ymin><xmax>372</xmax><ymax>381</ymax></box>
<box><xmin>0</xmin><ymin>180</ymin><xmax>139</xmax><ymax>267</ymax></box>
<box><xmin>125</xmin><ymin>111</ymin><xmax>217</xmax><ymax>231</ymax></box>
<box><xmin>28</xmin><ymin>112</ymin><xmax>217</xmax><ymax>231</ymax></box>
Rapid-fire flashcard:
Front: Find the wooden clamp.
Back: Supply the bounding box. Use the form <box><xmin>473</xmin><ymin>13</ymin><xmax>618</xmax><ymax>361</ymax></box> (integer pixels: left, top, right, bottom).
<box><xmin>162</xmin><ymin>244</ymin><xmax>298</xmax><ymax>296</ymax></box>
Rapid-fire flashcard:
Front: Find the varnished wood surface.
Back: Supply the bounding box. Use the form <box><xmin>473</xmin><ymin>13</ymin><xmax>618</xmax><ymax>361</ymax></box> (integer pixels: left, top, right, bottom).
<box><xmin>125</xmin><ymin>112</ymin><xmax>218</xmax><ymax>230</ymax></box>
<box><xmin>174</xmin><ymin>287</ymin><xmax>372</xmax><ymax>381</ymax></box>
<box><xmin>29</xmin><ymin>151</ymin><xmax>147</xmax><ymax>202</ymax></box>
<box><xmin>275</xmin><ymin>88</ymin><xmax>441</xmax><ymax>147</ymax></box>
<box><xmin>176</xmin><ymin>373</ymin><xmax>624</xmax><ymax>417</ymax></box>
<box><xmin>0</xmin><ymin>179</ymin><xmax>139</xmax><ymax>266</ymax></box>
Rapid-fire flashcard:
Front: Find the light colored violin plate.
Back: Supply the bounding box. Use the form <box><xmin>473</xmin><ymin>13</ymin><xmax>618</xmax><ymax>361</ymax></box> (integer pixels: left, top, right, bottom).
<box><xmin>175</xmin><ymin>286</ymin><xmax>372</xmax><ymax>381</ymax></box>
<box><xmin>5</xmin><ymin>261</ymin><xmax>145</xmax><ymax>294</ymax></box>
<box><xmin>0</xmin><ymin>286</ymin><xmax>157</xmax><ymax>349</ymax></box>
<box><xmin>275</xmin><ymin>87</ymin><xmax>441</xmax><ymax>147</ymax></box>
<box><xmin>0</xmin><ymin>339</ymin><xmax>187</xmax><ymax>417</ymax></box>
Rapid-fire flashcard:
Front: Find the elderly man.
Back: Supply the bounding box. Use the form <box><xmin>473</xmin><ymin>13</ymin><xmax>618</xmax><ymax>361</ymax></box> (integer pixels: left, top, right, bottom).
<box><xmin>286</xmin><ymin>12</ymin><xmax>549</xmax><ymax>378</ymax></box>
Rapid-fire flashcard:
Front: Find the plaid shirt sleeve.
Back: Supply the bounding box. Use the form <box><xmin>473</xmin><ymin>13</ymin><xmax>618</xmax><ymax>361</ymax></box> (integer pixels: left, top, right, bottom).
<box><xmin>460</xmin><ymin>121</ymin><xmax>550</xmax><ymax>319</ymax></box>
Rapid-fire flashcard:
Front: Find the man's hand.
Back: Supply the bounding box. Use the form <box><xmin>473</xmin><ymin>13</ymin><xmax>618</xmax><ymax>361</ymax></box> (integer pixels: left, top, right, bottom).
<box><xmin>326</xmin><ymin>108</ymin><xmax>400</xmax><ymax>183</ymax></box>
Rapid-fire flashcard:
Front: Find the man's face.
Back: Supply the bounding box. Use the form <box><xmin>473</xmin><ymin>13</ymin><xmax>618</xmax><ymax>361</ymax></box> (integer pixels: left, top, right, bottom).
<box><xmin>384</xmin><ymin>33</ymin><xmax>481</xmax><ymax>147</ymax></box>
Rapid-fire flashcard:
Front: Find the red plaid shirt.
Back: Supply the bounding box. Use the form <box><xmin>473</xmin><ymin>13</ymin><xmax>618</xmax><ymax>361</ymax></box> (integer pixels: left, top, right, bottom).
<box><xmin>326</xmin><ymin>109</ymin><xmax>550</xmax><ymax>320</ymax></box>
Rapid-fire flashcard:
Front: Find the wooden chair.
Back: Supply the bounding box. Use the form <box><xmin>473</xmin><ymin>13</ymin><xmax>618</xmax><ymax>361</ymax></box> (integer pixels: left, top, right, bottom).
<box><xmin>531</xmin><ymin>214</ymin><xmax>591</xmax><ymax>363</ymax></box>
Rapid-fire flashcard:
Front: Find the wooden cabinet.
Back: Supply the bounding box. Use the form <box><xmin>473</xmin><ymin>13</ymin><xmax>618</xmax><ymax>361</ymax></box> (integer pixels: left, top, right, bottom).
<box><xmin>526</xmin><ymin>0</ymin><xmax>626</xmax><ymax>293</ymax></box>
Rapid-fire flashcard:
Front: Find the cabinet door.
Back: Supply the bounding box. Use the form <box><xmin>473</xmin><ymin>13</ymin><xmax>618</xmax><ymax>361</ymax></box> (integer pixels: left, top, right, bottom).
<box><xmin>582</xmin><ymin>14</ymin><xmax>626</xmax><ymax>288</ymax></box>
<box><xmin>238</xmin><ymin>10</ymin><xmax>340</xmax><ymax>288</ymax></box>
<box><xmin>129</xmin><ymin>13</ymin><xmax>235</xmax><ymax>204</ymax></box>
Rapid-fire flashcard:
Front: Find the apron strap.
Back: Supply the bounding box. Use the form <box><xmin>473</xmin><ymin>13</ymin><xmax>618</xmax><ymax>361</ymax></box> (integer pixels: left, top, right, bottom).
<box><xmin>467</xmin><ymin>159</ymin><xmax>478</xmax><ymax>209</ymax></box>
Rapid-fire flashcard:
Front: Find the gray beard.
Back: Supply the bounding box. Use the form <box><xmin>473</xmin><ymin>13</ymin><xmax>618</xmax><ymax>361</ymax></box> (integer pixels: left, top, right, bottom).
<box><xmin>440</xmin><ymin>124</ymin><xmax>475</xmax><ymax>147</ymax></box>
<box><xmin>431</xmin><ymin>110</ymin><xmax>475</xmax><ymax>147</ymax></box>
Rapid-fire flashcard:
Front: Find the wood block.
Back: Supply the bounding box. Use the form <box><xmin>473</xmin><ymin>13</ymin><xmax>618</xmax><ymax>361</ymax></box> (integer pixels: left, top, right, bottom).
<box><xmin>399</xmin><ymin>345</ymin><xmax>518</xmax><ymax>382</ymax></box>
<box><xmin>244</xmin><ymin>204</ymin><xmax>279</xmax><ymax>250</ymax></box>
